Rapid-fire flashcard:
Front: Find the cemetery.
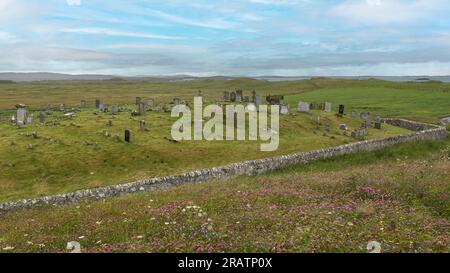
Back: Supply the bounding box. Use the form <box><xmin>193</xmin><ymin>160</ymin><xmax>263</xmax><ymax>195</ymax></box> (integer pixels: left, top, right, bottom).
<box><xmin>0</xmin><ymin>78</ymin><xmax>448</xmax><ymax>253</ymax></box>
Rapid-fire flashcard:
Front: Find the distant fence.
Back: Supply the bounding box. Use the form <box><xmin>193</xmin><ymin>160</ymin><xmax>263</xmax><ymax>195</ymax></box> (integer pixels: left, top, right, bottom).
<box><xmin>0</xmin><ymin>118</ymin><xmax>447</xmax><ymax>213</ymax></box>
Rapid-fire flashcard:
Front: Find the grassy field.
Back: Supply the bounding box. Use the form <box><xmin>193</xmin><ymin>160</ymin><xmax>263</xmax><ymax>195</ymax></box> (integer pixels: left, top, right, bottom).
<box><xmin>0</xmin><ymin>138</ymin><xmax>448</xmax><ymax>253</ymax></box>
<box><xmin>0</xmin><ymin>77</ymin><xmax>449</xmax><ymax>202</ymax></box>
<box><xmin>0</xmin><ymin>105</ymin><xmax>409</xmax><ymax>202</ymax></box>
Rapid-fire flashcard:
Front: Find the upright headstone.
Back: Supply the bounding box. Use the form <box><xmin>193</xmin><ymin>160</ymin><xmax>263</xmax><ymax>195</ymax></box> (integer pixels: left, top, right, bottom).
<box><xmin>124</xmin><ymin>129</ymin><xmax>131</xmax><ymax>143</ymax></box>
<box><xmin>235</xmin><ymin>95</ymin><xmax>241</xmax><ymax>103</ymax></box>
<box><xmin>11</xmin><ymin>115</ymin><xmax>16</xmax><ymax>124</ymax></box>
<box><xmin>163</xmin><ymin>104</ymin><xmax>170</xmax><ymax>112</ymax></box>
<box><xmin>367</xmin><ymin>115</ymin><xmax>372</xmax><ymax>128</ymax></box>
<box><xmin>297</xmin><ymin>102</ymin><xmax>310</xmax><ymax>113</ymax></box>
<box><xmin>338</xmin><ymin>104</ymin><xmax>345</xmax><ymax>116</ymax></box>
<box><xmin>112</xmin><ymin>105</ymin><xmax>119</xmax><ymax>115</ymax></box>
<box><xmin>39</xmin><ymin>112</ymin><xmax>46</xmax><ymax>124</ymax></box>
<box><xmin>280</xmin><ymin>104</ymin><xmax>290</xmax><ymax>115</ymax></box>
<box><xmin>252</xmin><ymin>90</ymin><xmax>256</xmax><ymax>103</ymax></box>
<box><xmin>358</xmin><ymin>127</ymin><xmax>366</xmax><ymax>140</ymax></box>
<box><xmin>325</xmin><ymin>102</ymin><xmax>332</xmax><ymax>113</ymax></box>
<box><xmin>198</xmin><ymin>90</ymin><xmax>203</xmax><ymax>97</ymax></box>
<box><xmin>325</xmin><ymin>118</ymin><xmax>331</xmax><ymax>132</ymax></box>
<box><xmin>317</xmin><ymin>116</ymin><xmax>321</xmax><ymax>126</ymax></box>
<box><xmin>136</xmin><ymin>97</ymin><xmax>142</xmax><ymax>105</ymax></box>
<box><xmin>173</xmin><ymin>98</ymin><xmax>180</xmax><ymax>106</ymax></box>
<box><xmin>138</xmin><ymin>102</ymin><xmax>146</xmax><ymax>115</ymax></box>
<box><xmin>375</xmin><ymin>116</ymin><xmax>382</xmax><ymax>129</ymax></box>
<box><xmin>27</xmin><ymin>115</ymin><xmax>34</xmax><ymax>124</ymax></box>
<box><xmin>146</xmin><ymin>99</ymin><xmax>154</xmax><ymax>106</ymax></box>
<box><xmin>98</xmin><ymin>103</ymin><xmax>105</xmax><ymax>112</ymax></box>
<box><xmin>255</xmin><ymin>96</ymin><xmax>262</xmax><ymax>107</ymax></box>
<box><xmin>60</xmin><ymin>103</ymin><xmax>66</xmax><ymax>112</ymax></box>
<box><xmin>16</xmin><ymin>104</ymin><xmax>27</xmax><ymax>126</ymax></box>
<box><xmin>95</xmin><ymin>99</ymin><xmax>101</xmax><ymax>109</ymax></box>
<box><xmin>224</xmin><ymin>91</ymin><xmax>230</xmax><ymax>102</ymax></box>
<box><xmin>140</xmin><ymin>120</ymin><xmax>146</xmax><ymax>130</ymax></box>
<box><xmin>230</xmin><ymin>92</ymin><xmax>236</xmax><ymax>102</ymax></box>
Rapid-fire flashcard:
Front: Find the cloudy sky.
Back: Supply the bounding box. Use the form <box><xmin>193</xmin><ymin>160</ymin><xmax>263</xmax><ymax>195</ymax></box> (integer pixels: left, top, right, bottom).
<box><xmin>1</xmin><ymin>0</ymin><xmax>450</xmax><ymax>76</ymax></box>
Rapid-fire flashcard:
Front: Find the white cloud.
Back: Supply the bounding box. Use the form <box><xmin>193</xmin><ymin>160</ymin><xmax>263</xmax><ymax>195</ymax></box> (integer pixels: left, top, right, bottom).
<box><xmin>59</xmin><ymin>27</ymin><xmax>184</xmax><ymax>40</ymax></box>
<box><xmin>331</xmin><ymin>0</ymin><xmax>446</xmax><ymax>24</ymax></box>
<box><xmin>66</xmin><ymin>0</ymin><xmax>82</xmax><ymax>6</ymax></box>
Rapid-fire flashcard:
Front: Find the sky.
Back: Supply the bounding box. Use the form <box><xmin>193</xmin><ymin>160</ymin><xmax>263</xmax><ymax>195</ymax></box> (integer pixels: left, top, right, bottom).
<box><xmin>1</xmin><ymin>0</ymin><xmax>450</xmax><ymax>76</ymax></box>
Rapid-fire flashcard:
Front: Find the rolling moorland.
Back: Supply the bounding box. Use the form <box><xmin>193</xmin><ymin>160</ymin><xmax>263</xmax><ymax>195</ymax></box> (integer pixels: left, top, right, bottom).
<box><xmin>0</xmin><ymin>77</ymin><xmax>448</xmax><ymax>252</ymax></box>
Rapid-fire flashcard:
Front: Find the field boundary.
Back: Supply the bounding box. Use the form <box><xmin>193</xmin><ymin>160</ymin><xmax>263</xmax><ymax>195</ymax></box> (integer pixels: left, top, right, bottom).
<box><xmin>0</xmin><ymin>118</ymin><xmax>447</xmax><ymax>213</ymax></box>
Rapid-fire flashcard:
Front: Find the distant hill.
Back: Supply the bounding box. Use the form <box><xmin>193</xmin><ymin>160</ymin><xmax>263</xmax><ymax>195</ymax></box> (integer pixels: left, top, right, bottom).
<box><xmin>1</xmin><ymin>72</ymin><xmax>450</xmax><ymax>83</ymax></box>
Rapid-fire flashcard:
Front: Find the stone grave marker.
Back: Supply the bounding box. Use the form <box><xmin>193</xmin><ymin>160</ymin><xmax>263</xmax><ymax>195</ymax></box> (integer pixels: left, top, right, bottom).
<box><xmin>173</xmin><ymin>98</ymin><xmax>180</xmax><ymax>106</ymax></box>
<box><xmin>338</xmin><ymin>104</ymin><xmax>345</xmax><ymax>116</ymax></box>
<box><xmin>243</xmin><ymin>96</ymin><xmax>249</xmax><ymax>102</ymax></box>
<box><xmin>358</xmin><ymin>127</ymin><xmax>366</xmax><ymax>140</ymax></box>
<box><xmin>230</xmin><ymin>92</ymin><xmax>236</xmax><ymax>102</ymax></box>
<box><xmin>252</xmin><ymin>90</ymin><xmax>256</xmax><ymax>102</ymax></box>
<box><xmin>27</xmin><ymin>115</ymin><xmax>34</xmax><ymax>124</ymax></box>
<box><xmin>39</xmin><ymin>112</ymin><xmax>46</xmax><ymax>124</ymax></box>
<box><xmin>146</xmin><ymin>99</ymin><xmax>154</xmax><ymax>106</ymax></box>
<box><xmin>140</xmin><ymin>120</ymin><xmax>146</xmax><ymax>130</ymax></box>
<box><xmin>138</xmin><ymin>102</ymin><xmax>146</xmax><ymax>115</ymax></box>
<box><xmin>325</xmin><ymin>118</ymin><xmax>331</xmax><ymax>132</ymax></box>
<box><xmin>297</xmin><ymin>101</ymin><xmax>310</xmax><ymax>113</ymax></box>
<box><xmin>95</xmin><ymin>99</ymin><xmax>101</xmax><ymax>109</ymax></box>
<box><xmin>112</xmin><ymin>105</ymin><xmax>119</xmax><ymax>115</ymax></box>
<box><xmin>16</xmin><ymin>104</ymin><xmax>27</xmax><ymax>126</ymax></box>
<box><xmin>280</xmin><ymin>104</ymin><xmax>290</xmax><ymax>115</ymax></box>
<box><xmin>124</xmin><ymin>129</ymin><xmax>131</xmax><ymax>143</ymax></box>
<box><xmin>255</xmin><ymin>96</ymin><xmax>262</xmax><ymax>107</ymax></box>
<box><xmin>136</xmin><ymin>97</ymin><xmax>142</xmax><ymax>105</ymax></box>
<box><xmin>375</xmin><ymin>116</ymin><xmax>382</xmax><ymax>129</ymax></box>
<box><xmin>163</xmin><ymin>104</ymin><xmax>170</xmax><ymax>112</ymax></box>
<box><xmin>325</xmin><ymin>102</ymin><xmax>332</xmax><ymax>113</ymax></box>
<box><xmin>317</xmin><ymin>116</ymin><xmax>321</xmax><ymax>126</ymax></box>
<box><xmin>80</xmin><ymin>100</ymin><xmax>86</xmax><ymax>108</ymax></box>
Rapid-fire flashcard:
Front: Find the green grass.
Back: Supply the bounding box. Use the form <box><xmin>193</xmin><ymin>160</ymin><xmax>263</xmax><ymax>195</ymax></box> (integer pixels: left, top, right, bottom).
<box><xmin>0</xmin><ymin>138</ymin><xmax>448</xmax><ymax>253</ymax></box>
<box><xmin>0</xmin><ymin>105</ymin><xmax>410</xmax><ymax>202</ymax></box>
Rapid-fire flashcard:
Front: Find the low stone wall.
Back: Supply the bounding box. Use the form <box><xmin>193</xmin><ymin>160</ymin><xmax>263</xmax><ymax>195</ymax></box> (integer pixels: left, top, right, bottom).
<box><xmin>0</xmin><ymin>118</ymin><xmax>447</xmax><ymax>213</ymax></box>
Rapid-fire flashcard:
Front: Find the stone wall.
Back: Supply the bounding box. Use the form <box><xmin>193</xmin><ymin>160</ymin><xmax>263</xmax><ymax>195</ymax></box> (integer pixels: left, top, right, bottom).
<box><xmin>0</xmin><ymin>118</ymin><xmax>447</xmax><ymax>213</ymax></box>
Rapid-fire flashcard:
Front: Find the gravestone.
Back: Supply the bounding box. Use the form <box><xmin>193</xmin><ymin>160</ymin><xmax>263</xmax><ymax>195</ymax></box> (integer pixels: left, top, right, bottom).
<box><xmin>124</xmin><ymin>129</ymin><xmax>131</xmax><ymax>143</ymax></box>
<box><xmin>162</xmin><ymin>104</ymin><xmax>170</xmax><ymax>112</ymax></box>
<box><xmin>138</xmin><ymin>102</ymin><xmax>146</xmax><ymax>115</ymax></box>
<box><xmin>317</xmin><ymin>116</ymin><xmax>321</xmax><ymax>126</ymax></box>
<box><xmin>367</xmin><ymin>115</ymin><xmax>372</xmax><ymax>128</ymax></box>
<box><xmin>325</xmin><ymin>118</ymin><xmax>331</xmax><ymax>132</ymax></box>
<box><xmin>16</xmin><ymin>104</ymin><xmax>27</xmax><ymax>126</ymax></box>
<box><xmin>351</xmin><ymin>111</ymin><xmax>356</xmax><ymax>119</ymax></box>
<box><xmin>351</xmin><ymin>129</ymin><xmax>357</xmax><ymax>138</ymax></box>
<box><xmin>95</xmin><ymin>100</ymin><xmax>101</xmax><ymax>109</ymax></box>
<box><xmin>247</xmin><ymin>103</ymin><xmax>257</xmax><ymax>112</ymax></box>
<box><xmin>140</xmin><ymin>120</ymin><xmax>146</xmax><ymax>130</ymax></box>
<box><xmin>155</xmin><ymin>106</ymin><xmax>161</xmax><ymax>112</ymax></box>
<box><xmin>280</xmin><ymin>104</ymin><xmax>290</xmax><ymax>115</ymax></box>
<box><xmin>27</xmin><ymin>115</ymin><xmax>34</xmax><ymax>124</ymax></box>
<box><xmin>325</xmin><ymin>102</ymin><xmax>332</xmax><ymax>113</ymax></box>
<box><xmin>230</xmin><ymin>92</ymin><xmax>236</xmax><ymax>102</ymax></box>
<box><xmin>11</xmin><ymin>115</ymin><xmax>16</xmax><ymax>124</ymax></box>
<box><xmin>235</xmin><ymin>94</ymin><xmax>241</xmax><ymax>103</ymax></box>
<box><xmin>80</xmin><ymin>100</ymin><xmax>86</xmax><ymax>108</ymax></box>
<box><xmin>358</xmin><ymin>127</ymin><xmax>366</xmax><ymax>140</ymax></box>
<box><xmin>39</xmin><ymin>112</ymin><xmax>46</xmax><ymax>124</ymax></box>
<box><xmin>297</xmin><ymin>101</ymin><xmax>310</xmax><ymax>113</ymax></box>
<box><xmin>338</xmin><ymin>104</ymin><xmax>345</xmax><ymax>116</ymax></box>
<box><xmin>243</xmin><ymin>96</ymin><xmax>249</xmax><ymax>102</ymax></box>
<box><xmin>107</xmin><ymin>120</ymin><xmax>113</xmax><ymax>126</ymax></box>
<box><xmin>146</xmin><ymin>99</ymin><xmax>154</xmax><ymax>106</ymax></box>
<box><xmin>60</xmin><ymin>103</ymin><xmax>66</xmax><ymax>112</ymax></box>
<box><xmin>255</xmin><ymin>96</ymin><xmax>262</xmax><ymax>107</ymax></box>
<box><xmin>112</xmin><ymin>105</ymin><xmax>119</xmax><ymax>115</ymax></box>
<box><xmin>252</xmin><ymin>90</ymin><xmax>256</xmax><ymax>102</ymax></box>
<box><xmin>198</xmin><ymin>90</ymin><xmax>203</xmax><ymax>97</ymax></box>
<box><xmin>339</xmin><ymin>123</ymin><xmax>347</xmax><ymax>130</ymax></box>
<box><xmin>375</xmin><ymin>116</ymin><xmax>382</xmax><ymax>129</ymax></box>
<box><xmin>173</xmin><ymin>98</ymin><xmax>180</xmax><ymax>106</ymax></box>
<box><xmin>136</xmin><ymin>97</ymin><xmax>142</xmax><ymax>105</ymax></box>
<box><xmin>224</xmin><ymin>91</ymin><xmax>230</xmax><ymax>102</ymax></box>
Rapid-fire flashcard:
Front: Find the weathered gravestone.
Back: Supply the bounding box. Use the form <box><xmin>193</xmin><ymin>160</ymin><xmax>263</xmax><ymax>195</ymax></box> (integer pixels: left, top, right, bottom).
<box><xmin>80</xmin><ymin>100</ymin><xmax>86</xmax><ymax>108</ymax></box>
<box><xmin>173</xmin><ymin>98</ymin><xmax>180</xmax><ymax>106</ymax></box>
<box><xmin>140</xmin><ymin>120</ymin><xmax>146</xmax><ymax>130</ymax></box>
<box><xmin>235</xmin><ymin>94</ymin><xmax>241</xmax><ymax>103</ymax></box>
<box><xmin>163</xmin><ymin>104</ymin><xmax>170</xmax><ymax>112</ymax></box>
<box><xmin>338</xmin><ymin>104</ymin><xmax>345</xmax><ymax>116</ymax></box>
<box><xmin>124</xmin><ymin>129</ymin><xmax>131</xmax><ymax>143</ymax></box>
<box><xmin>16</xmin><ymin>104</ymin><xmax>27</xmax><ymax>126</ymax></box>
<box><xmin>39</xmin><ymin>112</ymin><xmax>46</xmax><ymax>124</ymax></box>
<box><xmin>280</xmin><ymin>104</ymin><xmax>290</xmax><ymax>115</ymax></box>
<box><xmin>325</xmin><ymin>102</ymin><xmax>332</xmax><ymax>113</ymax></box>
<box><xmin>317</xmin><ymin>116</ymin><xmax>321</xmax><ymax>126</ymax></box>
<box><xmin>95</xmin><ymin>99</ymin><xmax>101</xmax><ymax>109</ymax></box>
<box><xmin>297</xmin><ymin>101</ymin><xmax>310</xmax><ymax>113</ymax></box>
<box><xmin>112</xmin><ymin>105</ymin><xmax>119</xmax><ymax>115</ymax></box>
<box><xmin>230</xmin><ymin>92</ymin><xmax>236</xmax><ymax>102</ymax></box>
<box><xmin>224</xmin><ymin>91</ymin><xmax>230</xmax><ymax>102</ymax></box>
<box><xmin>138</xmin><ymin>102</ymin><xmax>146</xmax><ymax>115</ymax></box>
<box><xmin>375</xmin><ymin>116</ymin><xmax>382</xmax><ymax>129</ymax></box>
<box><xmin>146</xmin><ymin>99</ymin><xmax>154</xmax><ymax>106</ymax></box>
<box><xmin>325</xmin><ymin>118</ymin><xmax>331</xmax><ymax>132</ymax></box>
<box><xmin>358</xmin><ymin>127</ymin><xmax>366</xmax><ymax>140</ymax></box>
<box><xmin>243</xmin><ymin>96</ymin><xmax>249</xmax><ymax>102</ymax></box>
<box><xmin>252</xmin><ymin>90</ymin><xmax>256</xmax><ymax>103</ymax></box>
<box><xmin>136</xmin><ymin>97</ymin><xmax>142</xmax><ymax>105</ymax></box>
<box><xmin>27</xmin><ymin>115</ymin><xmax>34</xmax><ymax>124</ymax></box>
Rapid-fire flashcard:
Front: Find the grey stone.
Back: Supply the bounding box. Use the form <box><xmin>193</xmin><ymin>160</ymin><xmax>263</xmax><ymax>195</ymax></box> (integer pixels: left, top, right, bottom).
<box><xmin>125</xmin><ymin>129</ymin><xmax>131</xmax><ymax>143</ymax></box>
<box><xmin>297</xmin><ymin>101</ymin><xmax>310</xmax><ymax>113</ymax></box>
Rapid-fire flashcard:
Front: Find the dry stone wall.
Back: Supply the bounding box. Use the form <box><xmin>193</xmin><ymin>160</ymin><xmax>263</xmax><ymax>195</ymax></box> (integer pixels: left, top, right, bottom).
<box><xmin>0</xmin><ymin>118</ymin><xmax>447</xmax><ymax>213</ymax></box>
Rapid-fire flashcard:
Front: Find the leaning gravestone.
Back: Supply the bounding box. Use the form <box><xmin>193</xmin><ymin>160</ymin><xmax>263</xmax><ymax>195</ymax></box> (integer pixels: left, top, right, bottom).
<box><xmin>297</xmin><ymin>102</ymin><xmax>310</xmax><ymax>113</ymax></box>
<box><xmin>325</xmin><ymin>102</ymin><xmax>332</xmax><ymax>113</ymax></box>
<box><xmin>124</xmin><ymin>129</ymin><xmax>131</xmax><ymax>143</ymax></box>
<box><xmin>235</xmin><ymin>95</ymin><xmax>241</xmax><ymax>103</ymax></box>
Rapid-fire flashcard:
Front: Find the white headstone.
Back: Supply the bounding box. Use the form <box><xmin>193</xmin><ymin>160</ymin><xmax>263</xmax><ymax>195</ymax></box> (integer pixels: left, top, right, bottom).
<box><xmin>297</xmin><ymin>102</ymin><xmax>310</xmax><ymax>113</ymax></box>
<box><xmin>325</xmin><ymin>102</ymin><xmax>332</xmax><ymax>113</ymax></box>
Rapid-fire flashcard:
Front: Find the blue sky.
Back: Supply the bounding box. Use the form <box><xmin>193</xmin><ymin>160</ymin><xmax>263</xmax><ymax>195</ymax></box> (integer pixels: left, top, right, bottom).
<box><xmin>1</xmin><ymin>0</ymin><xmax>450</xmax><ymax>76</ymax></box>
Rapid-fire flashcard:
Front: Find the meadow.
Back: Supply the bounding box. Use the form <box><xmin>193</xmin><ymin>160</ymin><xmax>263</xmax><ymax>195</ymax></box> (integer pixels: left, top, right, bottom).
<box><xmin>0</xmin><ymin>77</ymin><xmax>449</xmax><ymax>202</ymax></box>
<box><xmin>0</xmin><ymin>139</ymin><xmax>448</xmax><ymax>253</ymax></box>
